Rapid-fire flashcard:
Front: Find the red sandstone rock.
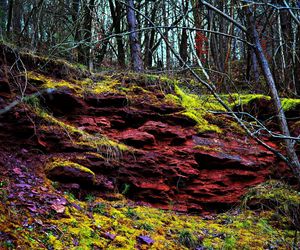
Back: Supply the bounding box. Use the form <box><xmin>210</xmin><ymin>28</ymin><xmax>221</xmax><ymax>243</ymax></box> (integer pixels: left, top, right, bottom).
<box><xmin>117</xmin><ymin>130</ymin><xmax>156</xmax><ymax>147</ymax></box>
<box><xmin>0</xmin><ymin>71</ymin><xmax>292</xmax><ymax>214</ymax></box>
<box><xmin>46</xmin><ymin>164</ymin><xmax>95</xmax><ymax>185</ymax></box>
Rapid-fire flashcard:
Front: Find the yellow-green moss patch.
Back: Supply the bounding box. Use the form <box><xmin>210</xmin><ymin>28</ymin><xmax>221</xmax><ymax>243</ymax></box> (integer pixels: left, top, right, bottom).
<box><xmin>45</xmin><ymin>159</ymin><xmax>95</xmax><ymax>177</ymax></box>
<box><xmin>44</xmin><ymin>194</ymin><xmax>297</xmax><ymax>250</ymax></box>
<box><xmin>28</xmin><ymin>72</ymin><xmax>83</xmax><ymax>94</ymax></box>
<box><xmin>35</xmin><ymin>109</ymin><xmax>128</xmax><ymax>155</ymax></box>
<box><xmin>281</xmin><ymin>98</ymin><xmax>300</xmax><ymax>112</ymax></box>
<box><xmin>172</xmin><ymin>85</ymin><xmax>224</xmax><ymax>133</ymax></box>
<box><xmin>28</xmin><ymin>72</ymin><xmax>125</xmax><ymax>97</ymax></box>
<box><xmin>0</xmin><ymin>179</ymin><xmax>298</xmax><ymax>249</ymax></box>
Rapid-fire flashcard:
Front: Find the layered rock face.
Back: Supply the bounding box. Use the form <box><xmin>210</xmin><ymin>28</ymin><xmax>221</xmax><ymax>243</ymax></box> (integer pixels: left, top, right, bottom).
<box><xmin>13</xmin><ymin>74</ymin><xmax>290</xmax><ymax>213</ymax></box>
<box><xmin>0</xmin><ymin>51</ymin><xmax>290</xmax><ymax>213</ymax></box>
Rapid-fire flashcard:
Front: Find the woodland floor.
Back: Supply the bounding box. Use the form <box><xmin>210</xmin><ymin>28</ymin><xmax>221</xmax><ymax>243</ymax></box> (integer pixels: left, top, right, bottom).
<box><xmin>0</xmin><ymin>44</ymin><xmax>300</xmax><ymax>249</ymax></box>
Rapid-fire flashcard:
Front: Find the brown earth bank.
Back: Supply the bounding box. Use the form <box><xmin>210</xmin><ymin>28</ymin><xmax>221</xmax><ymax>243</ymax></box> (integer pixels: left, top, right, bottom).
<box><xmin>0</xmin><ymin>43</ymin><xmax>297</xmax><ymax>215</ymax></box>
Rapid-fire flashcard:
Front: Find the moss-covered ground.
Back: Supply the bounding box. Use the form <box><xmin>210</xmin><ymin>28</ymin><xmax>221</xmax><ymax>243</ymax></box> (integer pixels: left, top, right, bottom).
<box><xmin>0</xmin><ymin>66</ymin><xmax>298</xmax><ymax>249</ymax></box>
<box><xmin>0</xmin><ymin>179</ymin><xmax>299</xmax><ymax>249</ymax></box>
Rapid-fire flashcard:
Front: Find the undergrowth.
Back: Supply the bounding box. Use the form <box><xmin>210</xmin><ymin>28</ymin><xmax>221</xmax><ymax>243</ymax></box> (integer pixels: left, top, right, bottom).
<box><xmin>1</xmin><ymin>181</ymin><xmax>298</xmax><ymax>249</ymax></box>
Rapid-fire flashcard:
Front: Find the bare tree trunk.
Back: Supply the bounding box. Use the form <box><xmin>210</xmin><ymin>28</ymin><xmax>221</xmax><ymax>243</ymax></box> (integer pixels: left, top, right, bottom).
<box><xmin>12</xmin><ymin>0</ymin><xmax>21</xmax><ymax>40</ymax></box>
<box><xmin>126</xmin><ymin>0</ymin><xmax>144</xmax><ymax>72</ymax></box>
<box><xmin>295</xmin><ymin>25</ymin><xmax>300</xmax><ymax>95</ymax></box>
<box><xmin>71</xmin><ymin>0</ymin><xmax>81</xmax><ymax>62</ymax></box>
<box><xmin>0</xmin><ymin>0</ymin><xmax>7</xmax><ymax>37</ymax></box>
<box><xmin>252</xmin><ymin>50</ymin><xmax>260</xmax><ymax>84</ymax></box>
<box><xmin>224</xmin><ymin>0</ymin><xmax>234</xmax><ymax>74</ymax></box>
<box><xmin>179</xmin><ymin>0</ymin><xmax>188</xmax><ymax>67</ymax></box>
<box><xmin>6</xmin><ymin>0</ymin><xmax>13</xmax><ymax>37</ymax></box>
<box><xmin>109</xmin><ymin>0</ymin><xmax>126</xmax><ymax>67</ymax></box>
<box><xmin>279</xmin><ymin>0</ymin><xmax>293</xmax><ymax>93</ymax></box>
<box><xmin>245</xmin><ymin>6</ymin><xmax>300</xmax><ymax>180</ymax></box>
<box><xmin>144</xmin><ymin>0</ymin><xmax>158</xmax><ymax>68</ymax></box>
<box><xmin>82</xmin><ymin>0</ymin><xmax>95</xmax><ymax>70</ymax></box>
<box><xmin>163</xmin><ymin>0</ymin><xmax>170</xmax><ymax>71</ymax></box>
<box><xmin>98</xmin><ymin>25</ymin><xmax>114</xmax><ymax>64</ymax></box>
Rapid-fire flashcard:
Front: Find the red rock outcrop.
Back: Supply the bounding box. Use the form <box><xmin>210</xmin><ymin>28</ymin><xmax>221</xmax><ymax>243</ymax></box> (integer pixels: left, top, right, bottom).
<box><xmin>0</xmin><ymin>54</ymin><xmax>292</xmax><ymax>213</ymax></box>
<box><xmin>34</xmin><ymin>84</ymin><xmax>292</xmax><ymax>213</ymax></box>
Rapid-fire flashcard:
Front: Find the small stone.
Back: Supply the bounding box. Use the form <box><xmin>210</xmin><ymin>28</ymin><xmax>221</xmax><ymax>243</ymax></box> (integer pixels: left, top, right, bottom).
<box><xmin>103</xmin><ymin>232</ymin><xmax>116</xmax><ymax>240</ymax></box>
<box><xmin>195</xmin><ymin>247</ymin><xmax>206</xmax><ymax>250</ymax></box>
<box><xmin>40</xmin><ymin>187</ymin><xmax>48</xmax><ymax>191</ymax></box>
<box><xmin>137</xmin><ymin>235</ymin><xmax>154</xmax><ymax>245</ymax></box>
<box><xmin>51</xmin><ymin>204</ymin><xmax>66</xmax><ymax>214</ymax></box>
<box><xmin>71</xmin><ymin>203</ymin><xmax>82</xmax><ymax>211</ymax></box>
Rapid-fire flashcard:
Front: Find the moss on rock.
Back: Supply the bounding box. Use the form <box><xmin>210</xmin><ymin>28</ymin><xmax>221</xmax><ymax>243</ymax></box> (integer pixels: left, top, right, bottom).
<box><xmin>243</xmin><ymin>180</ymin><xmax>300</xmax><ymax>230</ymax></box>
<box><xmin>171</xmin><ymin>85</ymin><xmax>224</xmax><ymax>133</ymax></box>
<box><xmin>45</xmin><ymin>159</ymin><xmax>96</xmax><ymax>185</ymax></box>
<box><xmin>45</xmin><ymin>159</ymin><xmax>95</xmax><ymax>176</ymax></box>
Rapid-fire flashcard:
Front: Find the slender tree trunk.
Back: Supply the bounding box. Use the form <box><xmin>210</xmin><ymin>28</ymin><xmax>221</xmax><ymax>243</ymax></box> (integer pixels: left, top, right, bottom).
<box><xmin>0</xmin><ymin>0</ymin><xmax>7</xmax><ymax>37</ymax></box>
<box><xmin>179</xmin><ymin>0</ymin><xmax>188</xmax><ymax>67</ymax></box>
<box><xmin>224</xmin><ymin>0</ymin><xmax>234</xmax><ymax>74</ymax></box>
<box><xmin>71</xmin><ymin>0</ymin><xmax>81</xmax><ymax>62</ymax></box>
<box><xmin>245</xmin><ymin>6</ymin><xmax>300</xmax><ymax>180</ymax></box>
<box><xmin>163</xmin><ymin>0</ymin><xmax>170</xmax><ymax>71</ymax></box>
<box><xmin>82</xmin><ymin>0</ymin><xmax>95</xmax><ymax>70</ymax></box>
<box><xmin>295</xmin><ymin>25</ymin><xmax>300</xmax><ymax>95</ymax></box>
<box><xmin>98</xmin><ymin>25</ymin><xmax>114</xmax><ymax>64</ymax></box>
<box><xmin>109</xmin><ymin>0</ymin><xmax>126</xmax><ymax>67</ymax></box>
<box><xmin>144</xmin><ymin>1</ymin><xmax>158</xmax><ymax>68</ymax></box>
<box><xmin>6</xmin><ymin>0</ymin><xmax>13</xmax><ymax>37</ymax></box>
<box><xmin>252</xmin><ymin>50</ymin><xmax>260</xmax><ymax>84</ymax></box>
<box><xmin>126</xmin><ymin>0</ymin><xmax>144</xmax><ymax>72</ymax></box>
<box><xmin>279</xmin><ymin>0</ymin><xmax>293</xmax><ymax>93</ymax></box>
<box><xmin>12</xmin><ymin>0</ymin><xmax>21</xmax><ymax>40</ymax></box>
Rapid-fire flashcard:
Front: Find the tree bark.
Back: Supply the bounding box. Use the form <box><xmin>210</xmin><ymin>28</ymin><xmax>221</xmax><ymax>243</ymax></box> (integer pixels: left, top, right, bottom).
<box><xmin>0</xmin><ymin>0</ymin><xmax>7</xmax><ymax>37</ymax></box>
<box><xmin>295</xmin><ymin>24</ymin><xmax>300</xmax><ymax>95</ymax></box>
<box><xmin>6</xmin><ymin>0</ymin><xmax>13</xmax><ymax>37</ymax></box>
<box><xmin>12</xmin><ymin>0</ymin><xmax>21</xmax><ymax>37</ymax></box>
<box><xmin>82</xmin><ymin>0</ymin><xmax>95</xmax><ymax>70</ymax></box>
<box><xmin>144</xmin><ymin>0</ymin><xmax>158</xmax><ymax>68</ymax></box>
<box><xmin>163</xmin><ymin>0</ymin><xmax>170</xmax><ymax>71</ymax></box>
<box><xmin>126</xmin><ymin>0</ymin><xmax>144</xmax><ymax>72</ymax></box>
<box><xmin>71</xmin><ymin>0</ymin><xmax>81</xmax><ymax>62</ymax></box>
<box><xmin>179</xmin><ymin>0</ymin><xmax>188</xmax><ymax>66</ymax></box>
<box><xmin>245</xmin><ymin>6</ymin><xmax>300</xmax><ymax>180</ymax></box>
<box><xmin>109</xmin><ymin>0</ymin><xmax>126</xmax><ymax>67</ymax></box>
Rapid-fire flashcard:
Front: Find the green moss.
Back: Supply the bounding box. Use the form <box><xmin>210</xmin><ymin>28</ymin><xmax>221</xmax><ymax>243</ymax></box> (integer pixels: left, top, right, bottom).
<box><xmin>28</xmin><ymin>72</ymin><xmax>84</xmax><ymax>94</ymax></box>
<box><xmin>28</xmin><ymin>72</ymin><xmax>125</xmax><ymax>97</ymax></box>
<box><xmin>243</xmin><ymin>180</ymin><xmax>300</xmax><ymax>231</ymax></box>
<box><xmin>243</xmin><ymin>180</ymin><xmax>300</xmax><ymax>206</ymax></box>
<box><xmin>173</xmin><ymin>85</ymin><xmax>223</xmax><ymax>133</ymax></box>
<box><xmin>193</xmin><ymin>145</ymin><xmax>221</xmax><ymax>152</ymax></box>
<box><xmin>281</xmin><ymin>98</ymin><xmax>300</xmax><ymax>112</ymax></box>
<box><xmin>38</xmin><ymin>110</ymin><xmax>85</xmax><ymax>136</ymax></box>
<box><xmin>227</xmin><ymin>93</ymin><xmax>271</xmax><ymax>107</ymax></box>
<box><xmin>125</xmin><ymin>72</ymin><xmax>178</xmax><ymax>86</ymax></box>
<box><xmin>178</xmin><ymin>229</ymin><xmax>198</xmax><ymax>248</ymax></box>
<box><xmin>87</xmin><ymin>76</ymin><xmax>122</xmax><ymax>94</ymax></box>
<box><xmin>45</xmin><ymin>159</ymin><xmax>95</xmax><ymax>177</ymax></box>
<box><xmin>164</xmin><ymin>94</ymin><xmax>181</xmax><ymax>105</ymax></box>
<box><xmin>48</xmin><ymin>234</ymin><xmax>64</xmax><ymax>250</ymax></box>
<box><xmin>226</xmin><ymin>93</ymin><xmax>300</xmax><ymax>113</ymax></box>
<box><xmin>0</xmin><ymin>191</ymin><xmax>296</xmax><ymax>250</ymax></box>
<box><xmin>34</xmin><ymin>108</ymin><xmax>128</xmax><ymax>156</ymax></box>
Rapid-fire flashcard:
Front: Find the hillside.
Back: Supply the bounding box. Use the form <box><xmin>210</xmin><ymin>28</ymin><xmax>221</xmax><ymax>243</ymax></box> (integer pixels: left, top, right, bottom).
<box><xmin>0</xmin><ymin>43</ymin><xmax>300</xmax><ymax>249</ymax></box>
